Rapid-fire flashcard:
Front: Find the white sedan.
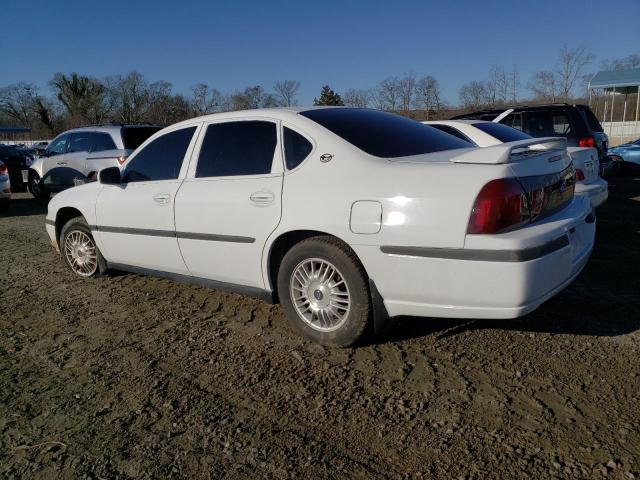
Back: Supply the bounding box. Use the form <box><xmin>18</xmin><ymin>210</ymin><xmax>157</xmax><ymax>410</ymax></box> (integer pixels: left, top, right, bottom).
<box><xmin>46</xmin><ymin>108</ymin><xmax>595</xmax><ymax>346</ymax></box>
<box><xmin>424</xmin><ymin>119</ymin><xmax>608</xmax><ymax>207</ymax></box>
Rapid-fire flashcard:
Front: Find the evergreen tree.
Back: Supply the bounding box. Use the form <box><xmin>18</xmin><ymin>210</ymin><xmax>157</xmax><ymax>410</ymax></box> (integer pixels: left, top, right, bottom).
<box><xmin>313</xmin><ymin>85</ymin><xmax>344</xmax><ymax>106</ymax></box>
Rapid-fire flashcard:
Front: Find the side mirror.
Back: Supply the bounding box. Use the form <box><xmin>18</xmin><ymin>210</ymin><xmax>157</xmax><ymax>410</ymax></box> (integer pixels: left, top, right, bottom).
<box><xmin>99</xmin><ymin>166</ymin><xmax>121</xmax><ymax>185</ymax></box>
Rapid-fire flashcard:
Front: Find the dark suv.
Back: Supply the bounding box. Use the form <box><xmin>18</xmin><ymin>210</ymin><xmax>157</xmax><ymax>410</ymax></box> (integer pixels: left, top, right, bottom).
<box><xmin>453</xmin><ymin>104</ymin><xmax>609</xmax><ymax>162</ymax></box>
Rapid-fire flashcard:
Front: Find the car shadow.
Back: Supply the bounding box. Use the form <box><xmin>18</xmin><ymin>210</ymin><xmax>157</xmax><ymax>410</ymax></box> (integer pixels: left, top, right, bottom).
<box><xmin>370</xmin><ymin>175</ymin><xmax>640</xmax><ymax>345</ymax></box>
<box><xmin>0</xmin><ymin>194</ymin><xmax>48</xmax><ymax>218</ymax></box>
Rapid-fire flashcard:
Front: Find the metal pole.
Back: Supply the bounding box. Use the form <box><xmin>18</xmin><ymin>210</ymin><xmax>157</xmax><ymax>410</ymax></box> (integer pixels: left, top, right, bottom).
<box><xmin>603</xmin><ymin>90</ymin><xmax>608</xmax><ymax>130</ymax></box>
<box><xmin>589</xmin><ymin>88</ymin><xmax>592</xmax><ymax>107</ymax></box>
<box><xmin>622</xmin><ymin>92</ymin><xmax>628</xmax><ymax>141</ymax></box>
<box><xmin>609</xmin><ymin>87</ymin><xmax>616</xmax><ymax>139</ymax></box>
<box><xmin>635</xmin><ymin>85</ymin><xmax>639</xmax><ymax>139</ymax></box>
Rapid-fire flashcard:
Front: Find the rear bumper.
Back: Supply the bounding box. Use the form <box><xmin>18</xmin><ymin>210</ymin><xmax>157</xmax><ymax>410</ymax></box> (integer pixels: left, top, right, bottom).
<box><xmin>353</xmin><ymin>196</ymin><xmax>595</xmax><ymax>319</ymax></box>
<box><xmin>575</xmin><ymin>177</ymin><xmax>608</xmax><ymax>207</ymax></box>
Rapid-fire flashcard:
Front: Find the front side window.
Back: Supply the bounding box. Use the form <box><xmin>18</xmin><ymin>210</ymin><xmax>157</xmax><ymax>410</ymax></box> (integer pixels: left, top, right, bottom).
<box><xmin>474</xmin><ymin>122</ymin><xmax>531</xmax><ymax>143</ymax></box>
<box><xmin>90</xmin><ymin>133</ymin><xmax>117</xmax><ymax>152</ymax></box>
<box><xmin>68</xmin><ymin>132</ymin><xmax>92</xmax><ymax>153</ymax></box>
<box><xmin>300</xmin><ymin>108</ymin><xmax>470</xmax><ymax>158</ymax></box>
<box><xmin>283</xmin><ymin>127</ymin><xmax>313</xmax><ymax>170</ymax></box>
<box><xmin>122</xmin><ymin>127</ymin><xmax>196</xmax><ymax>182</ymax></box>
<box><xmin>46</xmin><ymin>134</ymin><xmax>70</xmax><ymax>156</ymax></box>
<box><xmin>196</xmin><ymin>121</ymin><xmax>277</xmax><ymax>177</ymax></box>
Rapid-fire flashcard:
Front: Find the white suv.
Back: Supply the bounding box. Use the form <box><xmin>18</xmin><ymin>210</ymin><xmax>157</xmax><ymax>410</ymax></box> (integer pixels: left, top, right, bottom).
<box><xmin>28</xmin><ymin>124</ymin><xmax>161</xmax><ymax>199</ymax></box>
<box><xmin>45</xmin><ymin>108</ymin><xmax>595</xmax><ymax>346</ymax></box>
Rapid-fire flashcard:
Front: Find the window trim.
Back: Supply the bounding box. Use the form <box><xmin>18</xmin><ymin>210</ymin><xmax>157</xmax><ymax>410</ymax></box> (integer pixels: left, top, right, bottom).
<box><xmin>185</xmin><ymin>117</ymin><xmax>283</xmax><ymax>180</ymax></box>
<box><xmin>280</xmin><ymin>121</ymin><xmax>317</xmax><ymax>173</ymax></box>
<box><xmin>120</xmin><ymin>123</ymin><xmax>202</xmax><ymax>185</ymax></box>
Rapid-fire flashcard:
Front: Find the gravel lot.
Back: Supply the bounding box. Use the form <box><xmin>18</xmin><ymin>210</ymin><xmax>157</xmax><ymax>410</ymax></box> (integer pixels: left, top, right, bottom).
<box><xmin>1</xmin><ymin>177</ymin><xmax>639</xmax><ymax>479</ymax></box>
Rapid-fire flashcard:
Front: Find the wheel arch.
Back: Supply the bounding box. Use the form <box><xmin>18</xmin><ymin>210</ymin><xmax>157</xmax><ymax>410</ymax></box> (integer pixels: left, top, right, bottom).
<box><xmin>265</xmin><ymin>229</ymin><xmax>370</xmax><ymax>300</ymax></box>
<box><xmin>55</xmin><ymin>207</ymin><xmax>85</xmax><ymax>243</ymax></box>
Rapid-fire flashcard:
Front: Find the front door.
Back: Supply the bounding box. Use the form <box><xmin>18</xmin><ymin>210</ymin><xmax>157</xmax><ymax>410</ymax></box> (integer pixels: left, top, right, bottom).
<box><xmin>175</xmin><ymin>119</ymin><xmax>283</xmax><ymax>289</ymax></box>
<box><xmin>95</xmin><ymin>125</ymin><xmax>200</xmax><ymax>274</ymax></box>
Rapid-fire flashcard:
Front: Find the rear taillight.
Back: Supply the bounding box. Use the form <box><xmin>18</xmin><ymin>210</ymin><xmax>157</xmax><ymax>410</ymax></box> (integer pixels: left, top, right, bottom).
<box><xmin>578</xmin><ymin>137</ymin><xmax>595</xmax><ymax>148</ymax></box>
<box><xmin>468</xmin><ymin>166</ymin><xmax>575</xmax><ymax>235</ymax></box>
<box><xmin>467</xmin><ymin>179</ymin><xmax>529</xmax><ymax>234</ymax></box>
<box><xmin>0</xmin><ymin>164</ymin><xmax>7</xmax><ymax>175</ymax></box>
<box><xmin>575</xmin><ymin>169</ymin><xmax>585</xmax><ymax>181</ymax></box>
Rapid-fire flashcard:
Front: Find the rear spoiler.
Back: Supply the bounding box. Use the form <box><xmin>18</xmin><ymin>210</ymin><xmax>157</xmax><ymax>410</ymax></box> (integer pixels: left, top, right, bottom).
<box><xmin>86</xmin><ymin>148</ymin><xmax>132</xmax><ymax>161</ymax></box>
<box><xmin>450</xmin><ymin>137</ymin><xmax>567</xmax><ymax>164</ymax></box>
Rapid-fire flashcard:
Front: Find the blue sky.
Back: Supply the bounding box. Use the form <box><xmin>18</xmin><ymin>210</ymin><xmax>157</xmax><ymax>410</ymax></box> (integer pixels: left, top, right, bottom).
<box><xmin>2</xmin><ymin>0</ymin><xmax>638</xmax><ymax>105</ymax></box>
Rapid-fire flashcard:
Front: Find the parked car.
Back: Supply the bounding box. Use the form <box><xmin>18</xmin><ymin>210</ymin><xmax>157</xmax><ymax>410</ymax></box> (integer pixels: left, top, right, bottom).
<box><xmin>28</xmin><ymin>124</ymin><xmax>162</xmax><ymax>199</ymax></box>
<box><xmin>45</xmin><ymin>108</ymin><xmax>595</xmax><ymax>346</ymax></box>
<box><xmin>425</xmin><ymin>120</ymin><xmax>608</xmax><ymax>207</ymax></box>
<box><xmin>452</xmin><ymin>103</ymin><xmax>613</xmax><ymax>174</ymax></box>
<box><xmin>607</xmin><ymin>138</ymin><xmax>640</xmax><ymax>173</ymax></box>
<box><xmin>0</xmin><ymin>160</ymin><xmax>11</xmax><ymax>213</ymax></box>
<box><xmin>0</xmin><ymin>144</ymin><xmax>32</xmax><ymax>192</ymax></box>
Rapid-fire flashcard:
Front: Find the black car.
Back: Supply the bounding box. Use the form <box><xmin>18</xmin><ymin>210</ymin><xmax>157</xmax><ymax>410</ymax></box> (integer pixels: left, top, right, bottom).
<box><xmin>453</xmin><ymin>103</ymin><xmax>609</xmax><ymax>162</ymax></box>
<box><xmin>0</xmin><ymin>145</ymin><xmax>30</xmax><ymax>192</ymax></box>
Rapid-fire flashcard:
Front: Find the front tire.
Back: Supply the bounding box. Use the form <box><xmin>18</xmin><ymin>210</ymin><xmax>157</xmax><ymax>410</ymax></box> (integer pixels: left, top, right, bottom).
<box><xmin>277</xmin><ymin>236</ymin><xmax>371</xmax><ymax>347</ymax></box>
<box><xmin>28</xmin><ymin>171</ymin><xmax>50</xmax><ymax>201</ymax></box>
<box><xmin>60</xmin><ymin>217</ymin><xmax>107</xmax><ymax>277</ymax></box>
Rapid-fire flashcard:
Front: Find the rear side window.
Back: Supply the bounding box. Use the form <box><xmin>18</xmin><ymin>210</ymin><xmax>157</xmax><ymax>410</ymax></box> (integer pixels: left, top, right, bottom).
<box><xmin>90</xmin><ymin>133</ymin><xmax>117</xmax><ymax>152</ymax></box>
<box><xmin>473</xmin><ymin>122</ymin><xmax>531</xmax><ymax>143</ymax></box>
<box><xmin>525</xmin><ymin>111</ymin><xmax>574</xmax><ymax>138</ymax></box>
<box><xmin>68</xmin><ymin>132</ymin><xmax>91</xmax><ymax>153</ymax></box>
<box><xmin>122</xmin><ymin>126</ymin><xmax>163</xmax><ymax>150</ymax></box>
<box><xmin>430</xmin><ymin>124</ymin><xmax>475</xmax><ymax>144</ymax></box>
<box><xmin>196</xmin><ymin>121</ymin><xmax>277</xmax><ymax>177</ymax></box>
<box><xmin>122</xmin><ymin>127</ymin><xmax>196</xmax><ymax>182</ymax></box>
<box><xmin>300</xmin><ymin>108</ymin><xmax>470</xmax><ymax>158</ymax></box>
<box><xmin>578</xmin><ymin>107</ymin><xmax>604</xmax><ymax>133</ymax></box>
<box><xmin>283</xmin><ymin>127</ymin><xmax>313</xmax><ymax>169</ymax></box>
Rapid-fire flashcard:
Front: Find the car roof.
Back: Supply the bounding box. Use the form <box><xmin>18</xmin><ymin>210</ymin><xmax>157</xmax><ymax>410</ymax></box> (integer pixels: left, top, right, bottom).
<box><xmin>61</xmin><ymin>124</ymin><xmax>163</xmax><ymax>135</ymax></box>
<box><xmin>166</xmin><ymin>106</ymin><xmax>368</xmax><ymax>129</ymax></box>
<box><xmin>424</xmin><ymin>119</ymin><xmax>488</xmax><ymax>126</ymax></box>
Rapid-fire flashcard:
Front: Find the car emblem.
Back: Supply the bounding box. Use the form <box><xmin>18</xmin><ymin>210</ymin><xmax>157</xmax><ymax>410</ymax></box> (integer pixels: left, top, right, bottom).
<box><xmin>320</xmin><ymin>153</ymin><xmax>333</xmax><ymax>163</ymax></box>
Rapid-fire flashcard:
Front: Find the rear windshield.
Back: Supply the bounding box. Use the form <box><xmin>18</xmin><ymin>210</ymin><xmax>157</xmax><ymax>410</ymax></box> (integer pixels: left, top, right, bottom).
<box><xmin>577</xmin><ymin>107</ymin><xmax>604</xmax><ymax>133</ymax></box>
<box><xmin>300</xmin><ymin>108</ymin><xmax>472</xmax><ymax>158</ymax></box>
<box><xmin>473</xmin><ymin>122</ymin><xmax>531</xmax><ymax>143</ymax></box>
<box><xmin>122</xmin><ymin>126</ymin><xmax>163</xmax><ymax>150</ymax></box>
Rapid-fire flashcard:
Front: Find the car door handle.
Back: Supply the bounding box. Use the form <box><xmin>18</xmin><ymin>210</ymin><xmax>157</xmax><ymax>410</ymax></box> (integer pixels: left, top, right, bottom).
<box><xmin>153</xmin><ymin>193</ymin><xmax>171</xmax><ymax>205</ymax></box>
<box><xmin>250</xmin><ymin>191</ymin><xmax>275</xmax><ymax>204</ymax></box>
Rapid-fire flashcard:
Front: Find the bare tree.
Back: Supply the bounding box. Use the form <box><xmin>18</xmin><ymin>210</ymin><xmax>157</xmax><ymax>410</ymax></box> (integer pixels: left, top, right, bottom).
<box><xmin>273</xmin><ymin>80</ymin><xmax>300</xmax><ymax>107</ymax></box>
<box><xmin>50</xmin><ymin>73</ymin><xmax>109</xmax><ymax>126</ymax></box>
<box><xmin>414</xmin><ymin>75</ymin><xmax>442</xmax><ymax>120</ymax></box>
<box><xmin>0</xmin><ymin>82</ymin><xmax>40</xmax><ymax>128</ymax></box>
<box><xmin>600</xmin><ymin>53</ymin><xmax>640</xmax><ymax>71</ymax></box>
<box><xmin>510</xmin><ymin>65</ymin><xmax>520</xmax><ymax>104</ymax></box>
<box><xmin>528</xmin><ymin>70</ymin><xmax>558</xmax><ymax>102</ymax></box>
<box><xmin>398</xmin><ymin>73</ymin><xmax>416</xmax><ymax>112</ymax></box>
<box><xmin>374</xmin><ymin>77</ymin><xmax>401</xmax><ymax>111</ymax></box>
<box><xmin>557</xmin><ymin>45</ymin><xmax>594</xmax><ymax>100</ymax></box>
<box><xmin>343</xmin><ymin>88</ymin><xmax>369</xmax><ymax>108</ymax></box>
<box><xmin>459</xmin><ymin>81</ymin><xmax>489</xmax><ymax>110</ymax></box>
<box><xmin>104</xmin><ymin>71</ymin><xmax>152</xmax><ymax>124</ymax></box>
<box><xmin>190</xmin><ymin>83</ymin><xmax>224</xmax><ymax>115</ymax></box>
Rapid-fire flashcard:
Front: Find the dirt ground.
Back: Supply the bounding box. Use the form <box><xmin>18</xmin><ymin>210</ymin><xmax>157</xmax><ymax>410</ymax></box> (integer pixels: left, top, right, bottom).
<box><xmin>1</xmin><ymin>177</ymin><xmax>639</xmax><ymax>480</ymax></box>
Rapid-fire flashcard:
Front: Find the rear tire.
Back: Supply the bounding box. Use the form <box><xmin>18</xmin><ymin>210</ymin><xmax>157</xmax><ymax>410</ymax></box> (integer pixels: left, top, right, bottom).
<box><xmin>277</xmin><ymin>236</ymin><xmax>371</xmax><ymax>347</ymax></box>
<box><xmin>28</xmin><ymin>171</ymin><xmax>50</xmax><ymax>201</ymax></box>
<box><xmin>60</xmin><ymin>217</ymin><xmax>107</xmax><ymax>277</ymax></box>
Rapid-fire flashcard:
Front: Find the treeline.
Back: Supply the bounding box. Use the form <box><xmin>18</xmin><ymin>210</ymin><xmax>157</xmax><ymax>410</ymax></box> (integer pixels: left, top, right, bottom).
<box><xmin>1</xmin><ymin>47</ymin><xmax>638</xmax><ymax>138</ymax></box>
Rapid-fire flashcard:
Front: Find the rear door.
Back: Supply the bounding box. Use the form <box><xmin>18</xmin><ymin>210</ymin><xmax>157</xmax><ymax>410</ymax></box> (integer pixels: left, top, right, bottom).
<box><xmin>175</xmin><ymin>119</ymin><xmax>283</xmax><ymax>288</ymax></box>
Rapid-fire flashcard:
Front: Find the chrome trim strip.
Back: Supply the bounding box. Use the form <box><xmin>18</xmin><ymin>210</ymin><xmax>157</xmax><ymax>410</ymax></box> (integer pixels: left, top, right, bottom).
<box><xmin>93</xmin><ymin>225</ymin><xmax>255</xmax><ymax>243</ymax></box>
<box><xmin>380</xmin><ymin>235</ymin><xmax>570</xmax><ymax>262</ymax></box>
